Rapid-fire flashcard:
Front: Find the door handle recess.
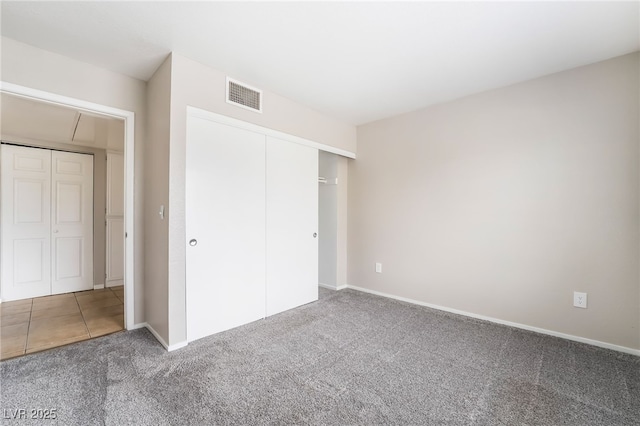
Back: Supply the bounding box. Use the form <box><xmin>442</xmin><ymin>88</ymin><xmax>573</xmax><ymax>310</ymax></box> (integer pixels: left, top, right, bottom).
<box><xmin>189</xmin><ymin>239</ymin><xmax>198</xmax><ymax>246</ymax></box>
<box><xmin>313</xmin><ymin>233</ymin><xmax>317</xmax><ymax>238</ymax></box>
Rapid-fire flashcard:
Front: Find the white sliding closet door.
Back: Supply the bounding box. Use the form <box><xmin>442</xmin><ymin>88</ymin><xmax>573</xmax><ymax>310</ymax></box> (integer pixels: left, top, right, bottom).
<box><xmin>51</xmin><ymin>151</ymin><xmax>94</xmax><ymax>294</ymax></box>
<box><xmin>266</xmin><ymin>137</ymin><xmax>319</xmax><ymax>316</ymax></box>
<box><xmin>1</xmin><ymin>145</ymin><xmax>52</xmax><ymax>300</ymax></box>
<box><xmin>186</xmin><ymin>117</ymin><xmax>266</xmax><ymax>342</ymax></box>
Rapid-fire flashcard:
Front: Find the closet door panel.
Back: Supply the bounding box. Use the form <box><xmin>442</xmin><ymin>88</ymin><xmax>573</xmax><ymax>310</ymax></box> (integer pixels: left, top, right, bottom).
<box><xmin>266</xmin><ymin>137</ymin><xmax>318</xmax><ymax>317</ymax></box>
<box><xmin>186</xmin><ymin>117</ymin><xmax>266</xmax><ymax>342</ymax></box>
<box><xmin>106</xmin><ymin>152</ymin><xmax>124</xmax><ymax>287</ymax></box>
<box><xmin>1</xmin><ymin>145</ymin><xmax>52</xmax><ymax>301</ymax></box>
<box><xmin>106</xmin><ymin>218</ymin><xmax>124</xmax><ymax>286</ymax></box>
<box><xmin>51</xmin><ymin>151</ymin><xmax>94</xmax><ymax>294</ymax></box>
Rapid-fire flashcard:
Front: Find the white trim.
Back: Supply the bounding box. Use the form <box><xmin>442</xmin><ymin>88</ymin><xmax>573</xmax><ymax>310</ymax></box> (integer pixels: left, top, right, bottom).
<box><xmin>318</xmin><ymin>282</ymin><xmax>336</xmax><ymax>290</ymax></box>
<box><xmin>106</xmin><ymin>279</ymin><xmax>124</xmax><ymax>288</ymax></box>
<box><xmin>137</xmin><ymin>322</ymin><xmax>188</xmax><ymax>352</ymax></box>
<box><xmin>186</xmin><ymin>106</ymin><xmax>356</xmax><ymax>159</ymax></box>
<box><xmin>93</xmin><ymin>284</ymin><xmax>105</xmax><ymax>290</ymax></box>
<box><xmin>346</xmin><ymin>285</ymin><xmax>640</xmax><ymax>357</ymax></box>
<box><xmin>168</xmin><ymin>340</ymin><xmax>188</xmax><ymax>352</ymax></box>
<box><xmin>1</xmin><ymin>83</ymin><xmax>131</xmax><ymax>120</ymax></box>
<box><xmin>1</xmin><ymin>81</ymin><xmax>136</xmax><ymax>331</ymax></box>
<box><xmin>140</xmin><ymin>322</ymin><xmax>169</xmax><ymax>349</ymax></box>
<box><xmin>319</xmin><ymin>282</ymin><xmax>348</xmax><ymax>291</ymax></box>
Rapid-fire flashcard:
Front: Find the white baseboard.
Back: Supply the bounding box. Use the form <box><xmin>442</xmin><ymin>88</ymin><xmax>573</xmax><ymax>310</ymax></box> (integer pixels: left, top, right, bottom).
<box><xmin>346</xmin><ymin>284</ymin><xmax>640</xmax><ymax>357</ymax></box>
<box><xmin>133</xmin><ymin>322</ymin><xmax>188</xmax><ymax>352</ymax></box>
<box><xmin>106</xmin><ymin>279</ymin><xmax>124</xmax><ymax>288</ymax></box>
<box><xmin>131</xmin><ymin>322</ymin><xmax>147</xmax><ymax>330</ymax></box>
<box><xmin>319</xmin><ymin>282</ymin><xmax>348</xmax><ymax>291</ymax></box>
<box><xmin>168</xmin><ymin>340</ymin><xmax>188</xmax><ymax>351</ymax></box>
<box><xmin>93</xmin><ymin>284</ymin><xmax>105</xmax><ymax>290</ymax></box>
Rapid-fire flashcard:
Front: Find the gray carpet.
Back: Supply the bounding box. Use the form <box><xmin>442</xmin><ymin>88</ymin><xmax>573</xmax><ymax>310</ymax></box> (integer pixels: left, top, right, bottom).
<box><xmin>1</xmin><ymin>288</ymin><xmax>639</xmax><ymax>425</ymax></box>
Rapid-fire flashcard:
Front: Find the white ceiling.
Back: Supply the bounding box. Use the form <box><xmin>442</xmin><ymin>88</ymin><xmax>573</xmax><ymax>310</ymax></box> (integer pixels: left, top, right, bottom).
<box><xmin>1</xmin><ymin>93</ymin><xmax>124</xmax><ymax>150</ymax></box>
<box><xmin>1</xmin><ymin>2</ymin><xmax>638</xmax><ymax>125</ymax></box>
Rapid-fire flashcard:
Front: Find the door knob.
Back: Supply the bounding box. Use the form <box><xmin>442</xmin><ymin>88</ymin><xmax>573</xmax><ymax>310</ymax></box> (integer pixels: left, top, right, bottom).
<box><xmin>189</xmin><ymin>239</ymin><xmax>198</xmax><ymax>246</ymax></box>
<box><xmin>313</xmin><ymin>233</ymin><xmax>317</xmax><ymax>238</ymax></box>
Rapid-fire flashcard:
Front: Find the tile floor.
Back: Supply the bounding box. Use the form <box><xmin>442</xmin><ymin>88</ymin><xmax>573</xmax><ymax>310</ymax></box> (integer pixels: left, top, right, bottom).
<box><xmin>0</xmin><ymin>286</ymin><xmax>124</xmax><ymax>360</ymax></box>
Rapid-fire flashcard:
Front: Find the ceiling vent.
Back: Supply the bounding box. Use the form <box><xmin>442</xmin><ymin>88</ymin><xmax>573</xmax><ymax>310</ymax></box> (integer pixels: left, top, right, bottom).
<box><xmin>226</xmin><ymin>77</ymin><xmax>262</xmax><ymax>113</ymax></box>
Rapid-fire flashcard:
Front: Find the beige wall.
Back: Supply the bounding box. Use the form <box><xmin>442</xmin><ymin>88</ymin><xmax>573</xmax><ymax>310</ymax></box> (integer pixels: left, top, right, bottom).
<box><xmin>1</xmin><ymin>37</ymin><xmax>147</xmax><ymax>324</ymax></box>
<box><xmin>0</xmin><ymin>136</ymin><xmax>107</xmax><ymax>288</ymax></box>
<box><xmin>166</xmin><ymin>54</ymin><xmax>357</xmax><ymax>345</ymax></box>
<box><xmin>170</xmin><ymin>54</ymin><xmax>357</xmax><ymax>154</ymax></box>
<box><xmin>336</xmin><ymin>156</ymin><xmax>349</xmax><ymax>288</ymax></box>
<box><xmin>319</xmin><ymin>152</ymin><xmax>350</xmax><ymax>289</ymax></box>
<box><xmin>144</xmin><ymin>56</ymin><xmax>172</xmax><ymax>341</ymax></box>
<box><xmin>319</xmin><ymin>152</ymin><xmax>338</xmax><ymax>287</ymax></box>
<box><xmin>350</xmin><ymin>53</ymin><xmax>640</xmax><ymax>350</ymax></box>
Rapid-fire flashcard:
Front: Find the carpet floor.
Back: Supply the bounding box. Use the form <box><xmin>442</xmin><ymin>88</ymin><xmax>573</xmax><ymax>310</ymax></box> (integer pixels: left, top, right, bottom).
<box><xmin>1</xmin><ymin>288</ymin><xmax>638</xmax><ymax>425</ymax></box>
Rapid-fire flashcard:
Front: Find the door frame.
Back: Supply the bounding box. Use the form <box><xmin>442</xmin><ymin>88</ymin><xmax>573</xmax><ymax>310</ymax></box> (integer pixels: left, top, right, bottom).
<box><xmin>0</xmin><ymin>81</ymin><xmax>136</xmax><ymax>330</ymax></box>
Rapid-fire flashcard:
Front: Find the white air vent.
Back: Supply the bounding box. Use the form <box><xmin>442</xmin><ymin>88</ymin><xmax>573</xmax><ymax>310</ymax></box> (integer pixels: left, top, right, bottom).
<box><xmin>226</xmin><ymin>77</ymin><xmax>262</xmax><ymax>113</ymax></box>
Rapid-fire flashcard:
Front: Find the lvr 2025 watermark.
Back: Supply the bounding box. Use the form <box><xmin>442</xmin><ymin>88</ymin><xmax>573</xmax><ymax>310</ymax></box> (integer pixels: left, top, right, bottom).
<box><xmin>2</xmin><ymin>408</ymin><xmax>57</xmax><ymax>420</ymax></box>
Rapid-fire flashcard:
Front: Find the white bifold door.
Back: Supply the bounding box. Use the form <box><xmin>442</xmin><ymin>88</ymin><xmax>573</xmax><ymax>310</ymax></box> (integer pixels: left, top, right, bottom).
<box><xmin>1</xmin><ymin>144</ymin><xmax>94</xmax><ymax>301</ymax></box>
<box><xmin>186</xmin><ymin>116</ymin><xmax>318</xmax><ymax>343</ymax></box>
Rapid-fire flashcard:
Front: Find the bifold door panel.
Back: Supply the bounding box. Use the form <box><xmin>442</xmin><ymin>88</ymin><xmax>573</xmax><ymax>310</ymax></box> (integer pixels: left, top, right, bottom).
<box><xmin>185</xmin><ymin>117</ymin><xmax>319</xmax><ymax>343</ymax></box>
<box><xmin>51</xmin><ymin>151</ymin><xmax>94</xmax><ymax>294</ymax></box>
<box><xmin>1</xmin><ymin>145</ymin><xmax>94</xmax><ymax>301</ymax></box>
<box><xmin>1</xmin><ymin>146</ymin><xmax>52</xmax><ymax>300</ymax></box>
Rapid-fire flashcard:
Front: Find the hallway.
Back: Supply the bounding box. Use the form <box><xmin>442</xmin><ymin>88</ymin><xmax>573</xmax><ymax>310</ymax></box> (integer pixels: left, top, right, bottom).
<box><xmin>0</xmin><ymin>286</ymin><xmax>124</xmax><ymax>360</ymax></box>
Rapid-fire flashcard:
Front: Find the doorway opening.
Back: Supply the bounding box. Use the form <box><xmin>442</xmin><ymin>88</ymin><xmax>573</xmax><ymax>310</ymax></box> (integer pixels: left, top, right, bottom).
<box><xmin>318</xmin><ymin>151</ymin><xmax>348</xmax><ymax>293</ymax></box>
<box><xmin>0</xmin><ymin>83</ymin><xmax>135</xmax><ymax>359</ymax></box>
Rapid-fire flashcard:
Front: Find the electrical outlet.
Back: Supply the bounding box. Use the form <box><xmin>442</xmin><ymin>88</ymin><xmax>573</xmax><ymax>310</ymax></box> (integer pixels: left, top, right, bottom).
<box><xmin>375</xmin><ymin>262</ymin><xmax>382</xmax><ymax>273</ymax></box>
<box><xmin>573</xmin><ymin>291</ymin><xmax>587</xmax><ymax>309</ymax></box>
